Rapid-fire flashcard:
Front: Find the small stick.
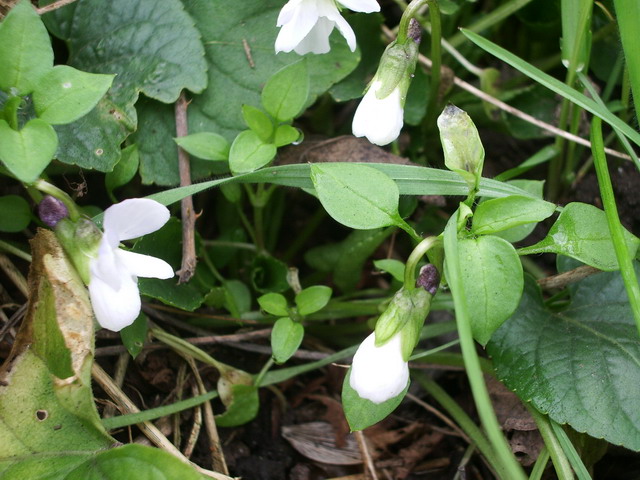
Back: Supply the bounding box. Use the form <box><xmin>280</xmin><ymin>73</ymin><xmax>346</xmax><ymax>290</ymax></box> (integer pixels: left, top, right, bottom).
<box><xmin>36</xmin><ymin>0</ymin><xmax>78</xmax><ymax>14</ymax></box>
<box><xmin>0</xmin><ymin>254</ymin><xmax>28</xmax><ymax>298</ymax></box>
<box><xmin>175</xmin><ymin>92</ymin><xmax>198</xmax><ymax>283</ymax></box>
<box><xmin>183</xmin><ymin>384</ymin><xmax>203</xmax><ymax>459</ymax></box>
<box><xmin>537</xmin><ymin>265</ymin><xmax>600</xmax><ymax>290</ymax></box>
<box><xmin>355</xmin><ymin>430</ymin><xmax>379</xmax><ymax>480</ymax></box>
<box><xmin>102</xmin><ymin>353</ymin><xmax>130</xmax><ymax>418</ymax></box>
<box><xmin>242</xmin><ymin>39</ymin><xmax>255</xmax><ymax>68</ymax></box>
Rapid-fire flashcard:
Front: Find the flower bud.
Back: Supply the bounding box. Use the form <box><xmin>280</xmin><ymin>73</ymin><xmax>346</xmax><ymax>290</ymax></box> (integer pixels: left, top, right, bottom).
<box><xmin>416</xmin><ymin>264</ymin><xmax>440</xmax><ymax>295</ymax></box>
<box><xmin>352</xmin><ymin>21</ymin><xmax>421</xmax><ymax>146</ymax></box>
<box><xmin>437</xmin><ymin>104</ymin><xmax>485</xmax><ymax>190</ymax></box>
<box><xmin>38</xmin><ymin>196</ymin><xmax>69</xmax><ymax>227</ymax></box>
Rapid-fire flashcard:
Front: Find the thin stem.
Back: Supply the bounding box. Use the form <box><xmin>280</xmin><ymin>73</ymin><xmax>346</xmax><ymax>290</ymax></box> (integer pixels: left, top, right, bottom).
<box><xmin>0</xmin><ymin>240</ymin><xmax>32</xmax><ymax>262</ymax></box>
<box><xmin>527</xmin><ymin>407</ymin><xmax>575</xmax><ymax>479</ymax></box>
<box><xmin>404</xmin><ymin>236</ymin><xmax>440</xmax><ymax>287</ymax></box>
<box><xmin>590</xmin><ymin>117</ymin><xmax>640</xmax><ymax>336</ymax></box>
<box><xmin>397</xmin><ymin>0</ymin><xmax>429</xmax><ymax>44</ymax></box>
<box><xmin>254</xmin><ymin>357</ymin><xmax>275</xmax><ymax>387</ymax></box>
<box><xmin>425</xmin><ymin>0</ymin><xmax>442</xmax><ymax>126</ymax></box>
<box><xmin>528</xmin><ymin>447</ymin><xmax>550</xmax><ymax>480</ymax></box>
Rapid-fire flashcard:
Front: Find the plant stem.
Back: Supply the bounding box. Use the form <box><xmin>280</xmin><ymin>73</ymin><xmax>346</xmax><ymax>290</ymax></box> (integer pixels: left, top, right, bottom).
<box><xmin>397</xmin><ymin>0</ymin><xmax>429</xmax><ymax>44</ymax></box>
<box><xmin>590</xmin><ymin>117</ymin><xmax>640</xmax><ymax>336</ymax></box>
<box><xmin>0</xmin><ymin>240</ymin><xmax>32</xmax><ymax>262</ymax></box>
<box><xmin>404</xmin><ymin>236</ymin><xmax>440</xmax><ymax>287</ymax></box>
<box><xmin>33</xmin><ymin>179</ymin><xmax>82</xmax><ymax>221</ymax></box>
<box><xmin>425</xmin><ymin>0</ymin><xmax>442</xmax><ymax>126</ymax></box>
<box><xmin>527</xmin><ymin>407</ymin><xmax>574</xmax><ymax>479</ymax></box>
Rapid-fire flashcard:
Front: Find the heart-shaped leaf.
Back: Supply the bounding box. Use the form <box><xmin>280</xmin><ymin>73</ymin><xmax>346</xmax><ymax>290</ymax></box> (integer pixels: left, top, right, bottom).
<box><xmin>271</xmin><ymin>317</ymin><xmax>305</xmax><ymax>364</ymax></box>
<box><xmin>0</xmin><ymin>119</ymin><xmax>58</xmax><ymax>182</ymax></box>
<box><xmin>488</xmin><ymin>267</ymin><xmax>640</xmax><ymax>451</ymax></box>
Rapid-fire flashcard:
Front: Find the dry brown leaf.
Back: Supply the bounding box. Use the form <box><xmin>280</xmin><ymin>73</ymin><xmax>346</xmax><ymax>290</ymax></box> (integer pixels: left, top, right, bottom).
<box><xmin>282</xmin><ymin>421</ymin><xmax>362</xmax><ymax>465</ymax></box>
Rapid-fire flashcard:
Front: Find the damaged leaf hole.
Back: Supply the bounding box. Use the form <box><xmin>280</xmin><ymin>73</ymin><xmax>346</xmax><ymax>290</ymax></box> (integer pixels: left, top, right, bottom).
<box><xmin>36</xmin><ymin>409</ymin><xmax>48</xmax><ymax>421</ymax></box>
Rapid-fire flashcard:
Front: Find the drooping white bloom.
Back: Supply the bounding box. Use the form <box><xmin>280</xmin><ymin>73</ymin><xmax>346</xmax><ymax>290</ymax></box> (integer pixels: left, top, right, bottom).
<box><xmin>352</xmin><ymin>80</ymin><xmax>404</xmax><ymax>146</ymax></box>
<box><xmin>88</xmin><ymin>199</ymin><xmax>174</xmax><ymax>331</ymax></box>
<box><xmin>349</xmin><ymin>331</ymin><xmax>409</xmax><ymax>404</ymax></box>
<box><xmin>275</xmin><ymin>0</ymin><xmax>380</xmax><ymax>55</ymax></box>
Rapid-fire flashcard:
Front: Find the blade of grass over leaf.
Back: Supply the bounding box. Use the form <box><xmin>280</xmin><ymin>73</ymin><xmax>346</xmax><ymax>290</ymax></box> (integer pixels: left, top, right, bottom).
<box><xmin>550</xmin><ymin>420</ymin><xmax>593</xmax><ymax>480</ymax></box>
<box><xmin>590</xmin><ymin>117</ymin><xmax>640</xmax><ymax>336</ymax></box>
<box><xmin>461</xmin><ymin>29</ymin><xmax>640</xmax><ymax>150</ymax></box>
<box><xmin>614</xmin><ymin>0</ymin><xmax>640</xmax><ymax>127</ymax></box>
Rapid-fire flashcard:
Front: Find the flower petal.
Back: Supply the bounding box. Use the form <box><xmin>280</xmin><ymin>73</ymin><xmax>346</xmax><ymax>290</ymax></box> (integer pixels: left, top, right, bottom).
<box><xmin>103</xmin><ymin>198</ymin><xmax>170</xmax><ymax>243</ymax></box>
<box><xmin>349</xmin><ymin>332</ymin><xmax>409</xmax><ymax>404</ymax></box>
<box><xmin>338</xmin><ymin>0</ymin><xmax>380</xmax><ymax>13</ymax></box>
<box><xmin>116</xmin><ymin>249</ymin><xmax>174</xmax><ymax>280</ymax></box>
<box><xmin>320</xmin><ymin>1</ymin><xmax>357</xmax><ymax>51</ymax></box>
<box><xmin>352</xmin><ymin>82</ymin><xmax>404</xmax><ymax>145</ymax></box>
<box><xmin>275</xmin><ymin>0</ymin><xmax>321</xmax><ymax>53</ymax></box>
<box><xmin>89</xmin><ymin>271</ymin><xmax>141</xmax><ymax>331</ymax></box>
<box><xmin>293</xmin><ymin>17</ymin><xmax>334</xmax><ymax>54</ymax></box>
<box><xmin>90</xmin><ymin>237</ymin><xmax>124</xmax><ymax>290</ymax></box>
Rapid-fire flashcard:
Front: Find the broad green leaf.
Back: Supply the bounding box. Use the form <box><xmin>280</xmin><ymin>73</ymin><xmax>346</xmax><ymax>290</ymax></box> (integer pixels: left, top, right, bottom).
<box><xmin>274</xmin><ymin>124</ymin><xmax>301</xmax><ymax>147</ymax></box>
<box><xmin>262</xmin><ymin>60</ymin><xmax>310</xmax><ymax>122</ymax></box>
<box><xmin>462</xmin><ymin>29</ymin><xmax>640</xmax><ymax>148</ymax></box>
<box><xmin>133</xmin><ymin>219</ymin><xmax>213</xmax><ymax>311</ymax></box>
<box><xmin>310</xmin><ymin>163</ymin><xmax>402</xmax><ymax>230</ymax></box>
<box><xmin>488</xmin><ymin>269</ymin><xmax>640</xmax><ymax>451</ymax></box>
<box><xmin>105</xmin><ymin>144</ymin><xmax>140</xmax><ymax>201</ymax></box>
<box><xmin>342</xmin><ymin>369</ymin><xmax>408</xmax><ymax>431</ymax></box>
<box><xmin>295</xmin><ymin>286</ymin><xmax>332</xmax><ymax>316</ymax></box>
<box><xmin>242</xmin><ymin>104</ymin><xmax>274</xmax><ymax>141</ymax></box>
<box><xmin>258</xmin><ymin>292</ymin><xmax>289</xmax><ymax>317</ymax></box>
<box><xmin>52</xmin><ymin>97</ymin><xmax>135</xmax><ymax>172</ymax></box>
<box><xmin>63</xmin><ymin>444</ymin><xmax>202</xmax><ymax>480</ymax></box>
<box><xmin>271</xmin><ymin>317</ymin><xmax>305</xmax><ymax>364</ymax></box>
<box><xmin>222</xmin><ymin>280</ymin><xmax>252</xmax><ymax>317</ymax></box>
<box><xmin>32</xmin><ymin>66</ymin><xmax>114</xmax><ymax>125</ymax></box>
<box><xmin>43</xmin><ymin>0</ymin><xmax>207</xmax><ymax>169</ymax></box>
<box><xmin>518</xmin><ymin>202</ymin><xmax>640</xmax><ymax>271</ymax></box>
<box><xmin>0</xmin><ymin>195</ymin><xmax>31</xmax><ymax>232</ymax></box>
<box><xmin>373</xmin><ymin>258</ymin><xmax>405</xmax><ymax>282</ymax></box>
<box><xmin>174</xmin><ymin>132</ymin><xmax>230</xmax><ymax>161</ymax></box>
<box><xmin>457</xmin><ymin>235</ymin><xmax>523</xmax><ymax>345</ymax></box>
<box><xmin>472</xmin><ymin>195</ymin><xmax>556</xmax><ymax>235</ymax></box>
<box><xmin>119</xmin><ymin>313</ymin><xmax>147</xmax><ymax>360</ymax></box>
<box><xmin>215</xmin><ymin>385</ymin><xmax>259</xmax><ymax>427</ymax></box>
<box><xmin>0</xmin><ymin>118</ymin><xmax>57</xmax><ymax>182</ymax></box>
<box><xmin>493</xmin><ymin>180</ymin><xmax>546</xmax><ymax>243</ymax></box>
<box><xmin>229</xmin><ymin>130</ymin><xmax>277</xmax><ymax>174</ymax></box>
<box><xmin>0</xmin><ymin>0</ymin><xmax>53</xmax><ymax>94</ymax></box>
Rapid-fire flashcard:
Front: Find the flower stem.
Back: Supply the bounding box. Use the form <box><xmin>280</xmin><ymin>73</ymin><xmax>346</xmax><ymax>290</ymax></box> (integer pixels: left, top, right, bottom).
<box><xmin>397</xmin><ymin>0</ymin><xmax>429</xmax><ymax>44</ymax></box>
<box><xmin>33</xmin><ymin>179</ymin><xmax>82</xmax><ymax>221</ymax></box>
<box><xmin>403</xmin><ymin>236</ymin><xmax>440</xmax><ymax>287</ymax></box>
<box><xmin>425</xmin><ymin>0</ymin><xmax>442</xmax><ymax>126</ymax></box>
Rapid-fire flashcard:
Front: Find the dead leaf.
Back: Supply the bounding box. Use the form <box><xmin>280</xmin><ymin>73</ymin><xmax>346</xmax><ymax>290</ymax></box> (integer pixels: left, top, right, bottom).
<box><xmin>282</xmin><ymin>421</ymin><xmax>362</xmax><ymax>465</ymax></box>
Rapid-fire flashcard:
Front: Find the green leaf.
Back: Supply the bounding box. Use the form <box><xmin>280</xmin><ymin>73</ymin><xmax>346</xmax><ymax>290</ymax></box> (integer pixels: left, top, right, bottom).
<box><xmin>222</xmin><ymin>280</ymin><xmax>252</xmax><ymax>317</ymax></box>
<box><xmin>64</xmin><ymin>444</ymin><xmax>202</xmax><ymax>480</ymax></box>
<box><xmin>32</xmin><ymin>65</ymin><xmax>114</xmax><ymax>125</ymax></box>
<box><xmin>472</xmin><ymin>195</ymin><xmax>557</xmax><ymax>235</ymax></box>
<box><xmin>273</xmin><ymin>124</ymin><xmax>301</xmax><ymax>147</ymax></box>
<box><xmin>373</xmin><ymin>259</ymin><xmax>405</xmax><ymax>282</ymax></box>
<box><xmin>119</xmin><ymin>313</ymin><xmax>147</xmax><ymax>360</ymax></box>
<box><xmin>258</xmin><ymin>292</ymin><xmax>289</xmax><ymax>317</ymax></box>
<box><xmin>614</xmin><ymin>0</ymin><xmax>640</xmax><ymax>127</ymax></box>
<box><xmin>174</xmin><ymin>132</ymin><xmax>230</xmax><ymax>161</ymax></box>
<box><xmin>457</xmin><ymin>235</ymin><xmax>523</xmax><ymax>346</ymax></box>
<box><xmin>229</xmin><ymin>129</ymin><xmax>276</xmax><ymax>174</ymax></box>
<box><xmin>0</xmin><ymin>195</ymin><xmax>31</xmax><ymax>232</ymax></box>
<box><xmin>0</xmin><ymin>0</ymin><xmax>53</xmax><ymax>94</ymax></box>
<box><xmin>215</xmin><ymin>385</ymin><xmax>259</xmax><ymax>427</ymax></box>
<box><xmin>52</xmin><ymin>97</ymin><xmax>135</xmax><ymax>172</ymax></box>
<box><xmin>105</xmin><ymin>144</ymin><xmax>140</xmax><ymax>200</ymax></box>
<box><xmin>251</xmin><ymin>254</ymin><xmax>289</xmax><ymax>293</ymax></box>
<box><xmin>271</xmin><ymin>317</ymin><xmax>305</xmax><ymax>364</ymax></box>
<box><xmin>295</xmin><ymin>285</ymin><xmax>332</xmax><ymax>316</ymax></box>
<box><xmin>488</xmin><ymin>269</ymin><xmax>640</xmax><ymax>451</ymax></box>
<box><xmin>0</xmin><ymin>118</ymin><xmax>57</xmax><ymax>182</ymax></box>
<box><xmin>462</xmin><ymin>28</ymin><xmax>640</xmax><ymax>148</ymax></box>
<box><xmin>262</xmin><ymin>60</ymin><xmax>310</xmax><ymax>122</ymax></box>
<box><xmin>518</xmin><ymin>202</ymin><xmax>640</xmax><ymax>271</ymax></box>
<box><xmin>310</xmin><ymin>163</ymin><xmax>402</xmax><ymax>230</ymax></box>
<box><xmin>242</xmin><ymin>104</ymin><xmax>274</xmax><ymax>141</ymax></box>
<box><xmin>342</xmin><ymin>369</ymin><xmax>408</xmax><ymax>431</ymax></box>
<box><xmin>492</xmin><ymin>180</ymin><xmax>546</xmax><ymax>243</ymax></box>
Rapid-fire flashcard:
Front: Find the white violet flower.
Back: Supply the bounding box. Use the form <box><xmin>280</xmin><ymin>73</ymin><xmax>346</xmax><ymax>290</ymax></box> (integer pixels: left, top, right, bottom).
<box><xmin>89</xmin><ymin>199</ymin><xmax>174</xmax><ymax>332</ymax></box>
<box><xmin>349</xmin><ymin>331</ymin><xmax>409</xmax><ymax>404</ymax></box>
<box><xmin>352</xmin><ymin>80</ymin><xmax>404</xmax><ymax>146</ymax></box>
<box><xmin>275</xmin><ymin>0</ymin><xmax>380</xmax><ymax>55</ymax></box>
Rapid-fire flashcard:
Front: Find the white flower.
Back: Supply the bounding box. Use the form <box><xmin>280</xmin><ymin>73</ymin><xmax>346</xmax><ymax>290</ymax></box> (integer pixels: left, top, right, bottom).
<box><xmin>349</xmin><ymin>331</ymin><xmax>409</xmax><ymax>404</ymax></box>
<box><xmin>275</xmin><ymin>0</ymin><xmax>380</xmax><ymax>55</ymax></box>
<box><xmin>352</xmin><ymin>80</ymin><xmax>404</xmax><ymax>146</ymax></box>
<box><xmin>88</xmin><ymin>199</ymin><xmax>174</xmax><ymax>331</ymax></box>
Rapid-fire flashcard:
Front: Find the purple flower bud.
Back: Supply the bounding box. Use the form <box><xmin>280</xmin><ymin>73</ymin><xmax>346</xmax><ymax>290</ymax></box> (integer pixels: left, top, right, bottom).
<box><xmin>38</xmin><ymin>195</ymin><xmax>69</xmax><ymax>227</ymax></box>
<box><xmin>416</xmin><ymin>264</ymin><xmax>439</xmax><ymax>295</ymax></box>
<box><xmin>408</xmin><ymin>18</ymin><xmax>422</xmax><ymax>44</ymax></box>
